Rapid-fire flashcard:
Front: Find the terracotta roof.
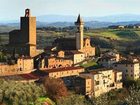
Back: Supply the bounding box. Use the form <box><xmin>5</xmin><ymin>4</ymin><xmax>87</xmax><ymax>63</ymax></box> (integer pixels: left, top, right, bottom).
<box><xmin>99</xmin><ymin>55</ymin><xmax>116</xmax><ymax>60</ymax></box>
<box><xmin>47</xmin><ymin>56</ymin><xmax>71</xmax><ymax>60</ymax></box>
<box><xmin>20</xmin><ymin>73</ymin><xmax>38</xmax><ymax>80</ymax></box>
<box><xmin>79</xmin><ymin>73</ymin><xmax>93</xmax><ymax>79</ymax></box>
<box><xmin>18</xmin><ymin>56</ymin><xmax>33</xmax><ymax>59</ymax></box>
<box><xmin>65</xmin><ymin>50</ymin><xmax>84</xmax><ymax>55</ymax></box>
<box><xmin>89</xmin><ymin>68</ymin><xmax>113</xmax><ymax>74</ymax></box>
<box><xmin>113</xmin><ymin>59</ymin><xmax>139</xmax><ymax>65</ymax></box>
<box><xmin>40</xmin><ymin>67</ymin><xmax>84</xmax><ymax>73</ymax></box>
<box><xmin>0</xmin><ymin>73</ymin><xmax>39</xmax><ymax>80</ymax></box>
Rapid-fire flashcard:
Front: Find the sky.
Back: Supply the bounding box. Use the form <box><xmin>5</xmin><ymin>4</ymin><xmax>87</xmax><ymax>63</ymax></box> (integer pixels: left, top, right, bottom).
<box><xmin>0</xmin><ymin>0</ymin><xmax>140</xmax><ymax>21</ymax></box>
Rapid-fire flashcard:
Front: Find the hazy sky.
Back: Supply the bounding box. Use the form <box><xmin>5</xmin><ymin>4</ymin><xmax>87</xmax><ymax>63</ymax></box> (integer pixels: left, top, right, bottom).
<box><xmin>0</xmin><ymin>0</ymin><xmax>140</xmax><ymax>20</ymax></box>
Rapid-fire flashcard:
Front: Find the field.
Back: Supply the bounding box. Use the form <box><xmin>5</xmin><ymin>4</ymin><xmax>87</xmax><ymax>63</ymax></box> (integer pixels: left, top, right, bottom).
<box><xmin>1</xmin><ymin>26</ymin><xmax>140</xmax><ymax>53</ymax></box>
<box><xmin>84</xmin><ymin>29</ymin><xmax>140</xmax><ymax>53</ymax></box>
<box><xmin>85</xmin><ymin>29</ymin><xmax>140</xmax><ymax>41</ymax></box>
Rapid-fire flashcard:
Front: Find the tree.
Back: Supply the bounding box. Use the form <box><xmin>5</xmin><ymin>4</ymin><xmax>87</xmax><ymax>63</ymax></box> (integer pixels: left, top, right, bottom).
<box><xmin>95</xmin><ymin>45</ymin><xmax>101</xmax><ymax>57</ymax></box>
<box><xmin>123</xmin><ymin>86</ymin><xmax>140</xmax><ymax>105</ymax></box>
<box><xmin>43</xmin><ymin>77</ymin><xmax>68</xmax><ymax>101</ymax></box>
<box><xmin>0</xmin><ymin>79</ymin><xmax>46</xmax><ymax>105</ymax></box>
<box><xmin>56</xmin><ymin>94</ymin><xmax>92</xmax><ymax>105</ymax></box>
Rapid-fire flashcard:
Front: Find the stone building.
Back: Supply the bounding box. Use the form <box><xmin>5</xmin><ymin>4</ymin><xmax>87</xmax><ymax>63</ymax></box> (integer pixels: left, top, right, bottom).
<box><xmin>44</xmin><ymin>56</ymin><xmax>73</xmax><ymax>69</ymax></box>
<box><xmin>0</xmin><ymin>57</ymin><xmax>34</xmax><ymax>76</ymax></box>
<box><xmin>113</xmin><ymin>58</ymin><xmax>140</xmax><ymax>80</ymax></box>
<box><xmin>65</xmin><ymin>51</ymin><xmax>85</xmax><ymax>64</ymax></box>
<box><xmin>17</xmin><ymin>56</ymin><xmax>34</xmax><ymax>72</ymax></box>
<box><xmin>7</xmin><ymin>9</ymin><xmax>37</xmax><ymax>57</ymax></box>
<box><xmin>40</xmin><ymin>67</ymin><xmax>85</xmax><ymax>78</ymax></box>
<box><xmin>98</xmin><ymin>55</ymin><xmax>118</xmax><ymax>68</ymax></box>
<box><xmin>75</xmin><ymin>68</ymin><xmax>122</xmax><ymax>97</ymax></box>
<box><xmin>98</xmin><ymin>50</ymin><xmax>120</xmax><ymax>68</ymax></box>
<box><xmin>80</xmin><ymin>38</ymin><xmax>95</xmax><ymax>57</ymax></box>
<box><xmin>40</xmin><ymin>50</ymin><xmax>86</xmax><ymax>69</ymax></box>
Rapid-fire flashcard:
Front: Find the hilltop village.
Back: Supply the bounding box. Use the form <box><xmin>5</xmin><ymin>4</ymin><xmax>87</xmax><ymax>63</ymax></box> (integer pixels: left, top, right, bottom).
<box><xmin>0</xmin><ymin>8</ymin><xmax>140</xmax><ymax>99</ymax></box>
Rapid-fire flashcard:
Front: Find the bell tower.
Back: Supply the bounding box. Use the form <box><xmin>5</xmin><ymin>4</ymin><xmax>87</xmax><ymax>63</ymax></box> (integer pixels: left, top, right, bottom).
<box><xmin>75</xmin><ymin>14</ymin><xmax>84</xmax><ymax>50</ymax></box>
<box><xmin>25</xmin><ymin>9</ymin><xmax>30</xmax><ymax>17</ymax></box>
<box><xmin>20</xmin><ymin>8</ymin><xmax>37</xmax><ymax>57</ymax></box>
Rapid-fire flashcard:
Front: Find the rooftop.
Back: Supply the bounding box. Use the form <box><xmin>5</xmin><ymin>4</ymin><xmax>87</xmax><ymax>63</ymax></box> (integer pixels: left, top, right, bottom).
<box><xmin>89</xmin><ymin>68</ymin><xmax>114</xmax><ymax>74</ymax></box>
<box><xmin>113</xmin><ymin>59</ymin><xmax>139</xmax><ymax>65</ymax></box>
<box><xmin>40</xmin><ymin>66</ymin><xmax>84</xmax><ymax>73</ymax></box>
<box><xmin>79</xmin><ymin>73</ymin><xmax>93</xmax><ymax>79</ymax></box>
<box><xmin>65</xmin><ymin>50</ymin><xmax>84</xmax><ymax>55</ymax></box>
<box><xmin>0</xmin><ymin>73</ymin><xmax>39</xmax><ymax>81</ymax></box>
<box><xmin>18</xmin><ymin>56</ymin><xmax>33</xmax><ymax>59</ymax></box>
<box><xmin>75</xmin><ymin>14</ymin><xmax>84</xmax><ymax>24</ymax></box>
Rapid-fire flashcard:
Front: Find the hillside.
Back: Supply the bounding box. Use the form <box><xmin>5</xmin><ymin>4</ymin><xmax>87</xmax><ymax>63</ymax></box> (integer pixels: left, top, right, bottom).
<box><xmin>1</xmin><ymin>26</ymin><xmax>140</xmax><ymax>53</ymax></box>
<box><xmin>85</xmin><ymin>29</ymin><xmax>140</xmax><ymax>41</ymax></box>
<box><xmin>1</xmin><ymin>21</ymin><xmax>140</xmax><ymax>28</ymax></box>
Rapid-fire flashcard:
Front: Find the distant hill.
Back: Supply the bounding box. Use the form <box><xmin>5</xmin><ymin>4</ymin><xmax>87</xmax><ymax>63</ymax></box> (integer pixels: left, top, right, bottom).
<box><xmin>1</xmin><ymin>21</ymin><xmax>140</xmax><ymax>29</ymax></box>
<box><xmin>1</xmin><ymin>14</ymin><xmax>140</xmax><ymax>28</ymax></box>
<box><xmin>37</xmin><ymin>14</ymin><xmax>140</xmax><ymax>23</ymax></box>
<box><xmin>45</xmin><ymin>21</ymin><xmax>140</xmax><ymax>28</ymax></box>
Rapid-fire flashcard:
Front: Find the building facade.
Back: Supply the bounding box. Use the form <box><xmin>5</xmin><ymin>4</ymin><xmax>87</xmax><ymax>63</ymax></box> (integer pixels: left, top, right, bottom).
<box><xmin>113</xmin><ymin>59</ymin><xmax>140</xmax><ymax>80</ymax></box>
<box><xmin>17</xmin><ymin>56</ymin><xmax>34</xmax><ymax>72</ymax></box>
<box><xmin>40</xmin><ymin>67</ymin><xmax>85</xmax><ymax>78</ymax></box>
<box><xmin>45</xmin><ymin>57</ymin><xmax>73</xmax><ymax>69</ymax></box>
<box><xmin>75</xmin><ymin>69</ymin><xmax>122</xmax><ymax>97</ymax></box>
<box><xmin>98</xmin><ymin>50</ymin><xmax>120</xmax><ymax>68</ymax></box>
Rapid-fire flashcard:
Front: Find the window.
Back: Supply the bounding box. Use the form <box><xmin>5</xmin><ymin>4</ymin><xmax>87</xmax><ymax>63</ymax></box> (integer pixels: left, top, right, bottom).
<box><xmin>95</xmin><ymin>81</ymin><xmax>99</xmax><ymax>85</ymax></box>
<box><xmin>114</xmin><ymin>65</ymin><xmax>117</xmax><ymax>67</ymax></box>
<box><xmin>103</xmin><ymin>80</ymin><xmax>105</xmax><ymax>84</ymax></box>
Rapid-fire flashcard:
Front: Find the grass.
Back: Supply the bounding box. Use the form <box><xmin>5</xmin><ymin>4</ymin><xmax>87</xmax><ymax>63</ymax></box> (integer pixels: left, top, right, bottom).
<box><xmin>37</xmin><ymin>97</ymin><xmax>55</xmax><ymax>105</ymax></box>
<box><xmin>81</xmin><ymin>60</ymin><xmax>98</xmax><ymax>68</ymax></box>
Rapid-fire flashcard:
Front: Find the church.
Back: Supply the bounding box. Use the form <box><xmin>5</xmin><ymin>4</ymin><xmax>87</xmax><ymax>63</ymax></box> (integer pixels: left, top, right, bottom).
<box><xmin>40</xmin><ymin>15</ymin><xmax>96</xmax><ymax>68</ymax></box>
<box><xmin>54</xmin><ymin>15</ymin><xmax>95</xmax><ymax>57</ymax></box>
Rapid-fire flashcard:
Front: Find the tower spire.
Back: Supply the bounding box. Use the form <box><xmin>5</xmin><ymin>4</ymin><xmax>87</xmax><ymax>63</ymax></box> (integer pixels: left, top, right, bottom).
<box><xmin>75</xmin><ymin>14</ymin><xmax>83</xmax><ymax>24</ymax></box>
